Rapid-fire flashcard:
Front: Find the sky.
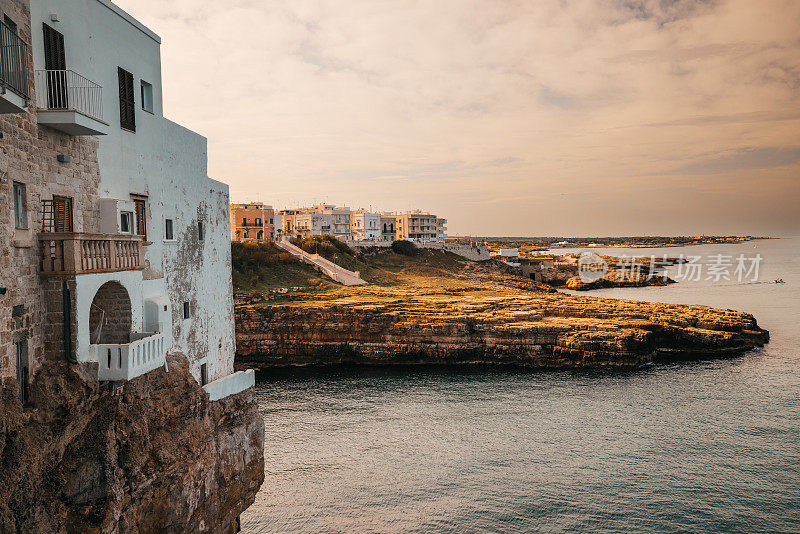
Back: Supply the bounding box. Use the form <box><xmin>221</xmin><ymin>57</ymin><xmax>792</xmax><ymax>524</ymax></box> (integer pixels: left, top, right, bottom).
<box><xmin>115</xmin><ymin>0</ymin><xmax>800</xmax><ymax>237</ymax></box>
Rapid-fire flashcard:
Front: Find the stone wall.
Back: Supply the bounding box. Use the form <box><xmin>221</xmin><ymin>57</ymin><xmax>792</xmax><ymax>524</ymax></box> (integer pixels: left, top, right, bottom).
<box><xmin>0</xmin><ymin>0</ymin><xmax>102</xmax><ymax>385</ymax></box>
<box><xmin>88</xmin><ymin>281</ymin><xmax>133</xmax><ymax>344</ymax></box>
<box><xmin>422</xmin><ymin>242</ymin><xmax>492</xmax><ymax>261</ymax></box>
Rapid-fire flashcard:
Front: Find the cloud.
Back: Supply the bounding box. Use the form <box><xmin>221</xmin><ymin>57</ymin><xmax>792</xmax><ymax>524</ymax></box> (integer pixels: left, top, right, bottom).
<box><xmin>655</xmin><ymin>147</ymin><xmax>800</xmax><ymax>175</ymax></box>
<box><xmin>114</xmin><ymin>0</ymin><xmax>800</xmax><ymax>236</ymax></box>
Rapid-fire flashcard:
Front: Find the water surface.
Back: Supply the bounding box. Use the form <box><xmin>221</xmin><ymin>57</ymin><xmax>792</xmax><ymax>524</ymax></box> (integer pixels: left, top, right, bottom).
<box><xmin>242</xmin><ymin>238</ymin><xmax>799</xmax><ymax>533</ymax></box>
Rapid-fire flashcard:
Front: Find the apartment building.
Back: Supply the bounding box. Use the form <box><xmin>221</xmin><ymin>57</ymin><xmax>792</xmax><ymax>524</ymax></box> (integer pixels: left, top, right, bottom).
<box><xmin>273</xmin><ymin>212</ymin><xmax>284</xmax><ymax>240</ymax></box>
<box><xmin>230</xmin><ymin>202</ymin><xmax>275</xmax><ymax>242</ymax></box>
<box><xmin>380</xmin><ymin>214</ymin><xmax>397</xmax><ymax>241</ymax></box>
<box><xmin>294</xmin><ymin>212</ymin><xmax>332</xmax><ymax>238</ymax></box>
<box><xmin>1</xmin><ymin>0</ymin><xmax>248</xmax><ymax>398</ymax></box>
<box><xmin>395</xmin><ymin>210</ymin><xmax>446</xmax><ymax>242</ymax></box>
<box><xmin>351</xmin><ymin>210</ymin><xmax>381</xmax><ymax>241</ymax></box>
<box><xmin>279</xmin><ymin>204</ymin><xmax>352</xmax><ymax>241</ymax></box>
<box><xmin>316</xmin><ymin>204</ymin><xmax>351</xmax><ymax>240</ymax></box>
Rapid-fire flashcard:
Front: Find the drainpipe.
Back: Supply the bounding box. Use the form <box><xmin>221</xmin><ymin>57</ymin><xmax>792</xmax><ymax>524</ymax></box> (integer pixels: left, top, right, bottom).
<box><xmin>63</xmin><ymin>281</ymin><xmax>77</xmax><ymax>364</ymax></box>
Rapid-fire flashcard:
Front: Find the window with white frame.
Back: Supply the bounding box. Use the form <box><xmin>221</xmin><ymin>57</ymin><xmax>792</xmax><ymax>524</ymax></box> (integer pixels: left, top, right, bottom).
<box><xmin>141</xmin><ymin>80</ymin><xmax>153</xmax><ymax>113</ymax></box>
<box><xmin>120</xmin><ymin>211</ymin><xmax>133</xmax><ymax>233</ymax></box>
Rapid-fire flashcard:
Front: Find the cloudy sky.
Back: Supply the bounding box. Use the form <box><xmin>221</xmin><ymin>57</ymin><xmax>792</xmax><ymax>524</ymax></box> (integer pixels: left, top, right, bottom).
<box><xmin>116</xmin><ymin>0</ymin><xmax>800</xmax><ymax>236</ymax></box>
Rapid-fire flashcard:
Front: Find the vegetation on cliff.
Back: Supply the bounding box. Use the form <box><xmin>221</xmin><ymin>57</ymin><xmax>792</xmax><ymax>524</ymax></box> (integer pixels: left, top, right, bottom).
<box><xmin>232</xmin><ymin>241</ymin><xmax>333</xmax><ymax>291</ymax></box>
<box><xmin>391</xmin><ymin>239</ymin><xmax>419</xmax><ymax>256</ymax></box>
<box><xmin>233</xmin><ymin>239</ymin><xmax>474</xmax><ymax>292</ymax></box>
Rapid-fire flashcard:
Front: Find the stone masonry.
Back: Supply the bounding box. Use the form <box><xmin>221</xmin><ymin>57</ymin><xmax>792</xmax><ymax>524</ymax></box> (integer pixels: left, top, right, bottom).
<box><xmin>0</xmin><ymin>0</ymin><xmax>101</xmax><ymax>387</ymax></box>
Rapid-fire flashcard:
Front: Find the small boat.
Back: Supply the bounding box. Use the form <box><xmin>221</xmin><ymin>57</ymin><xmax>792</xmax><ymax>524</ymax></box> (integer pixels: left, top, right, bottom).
<box><xmin>774</xmin><ymin>278</ymin><xmax>785</xmax><ymax>284</ymax></box>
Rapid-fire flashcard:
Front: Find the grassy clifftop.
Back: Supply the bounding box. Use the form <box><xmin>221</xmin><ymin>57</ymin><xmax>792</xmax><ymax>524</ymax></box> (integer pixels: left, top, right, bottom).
<box><xmin>231</xmin><ymin>241</ymin><xmax>332</xmax><ymax>291</ymax></box>
<box><xmin>232</xmin><ymin>238</ymin><xmax>477</xmax><ymax>292</ymax></box>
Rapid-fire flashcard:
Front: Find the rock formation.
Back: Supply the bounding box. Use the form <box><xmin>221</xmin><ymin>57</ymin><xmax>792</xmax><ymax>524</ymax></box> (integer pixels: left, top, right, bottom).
<box><xmin>235</xmin><ymin>261</ymin><xmax>768</xmax><ymax>369</ymax></box>
<box><xmin>0</xmin><ymin>355</ymin><xmax>264</xmax><ymax>533</ymax></box>
<box><xmin>565</xmin><ymin>269</ymin><xmax>676</xmax><ymax>290</ymax></box>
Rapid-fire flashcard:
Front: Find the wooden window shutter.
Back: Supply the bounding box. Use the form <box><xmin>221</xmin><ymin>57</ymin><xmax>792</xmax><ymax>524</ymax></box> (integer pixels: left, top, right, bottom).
<box><xmin>53</xmin><ymin>196</ymin><xmax>73</xmax><ymax>232</ymax></box>
<box><xmin>134</xmin><ymin>198</ymin><xmax>147</xmax><ymax>238</ymax></box>
<box><xmin>118</xmin><ymin>67</ymin><xmax>136</xmax><ymax>131</ymax></box>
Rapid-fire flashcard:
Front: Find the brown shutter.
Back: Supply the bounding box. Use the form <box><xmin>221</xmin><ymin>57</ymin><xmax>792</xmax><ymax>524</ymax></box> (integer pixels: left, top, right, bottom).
<box><xmin>118</xmin><ymin>67</ymin><xmax>136</xmax><ymax>131</ymax></box>
<box><xmin>53</xmin><ymin>196</ymin><xmax>73</xmax><ymax>232</ymax></box>
<box><xmin>134</xmin><ymin>198</ymin><xmax>147</xmax><ymax>238</ymax></box>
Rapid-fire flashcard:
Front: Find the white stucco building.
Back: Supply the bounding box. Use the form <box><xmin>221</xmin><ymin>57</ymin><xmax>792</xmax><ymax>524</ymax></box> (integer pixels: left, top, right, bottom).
<box><xmin>351</xmin><ymin>210</ymin><xmax>381</xmax><ymax>241</ymax></box>
<box><xmin>22</xmin><ymin>0</ymin><xmax>238</xmax><ymax>386</ymax></box>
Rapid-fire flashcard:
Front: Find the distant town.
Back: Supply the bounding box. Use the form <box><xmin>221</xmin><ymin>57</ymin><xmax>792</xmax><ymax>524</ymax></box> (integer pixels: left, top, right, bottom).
<box><xmin>230</xmin><ymin>202</ymin><xmax>447</xmax><ymax>243</ymax></box>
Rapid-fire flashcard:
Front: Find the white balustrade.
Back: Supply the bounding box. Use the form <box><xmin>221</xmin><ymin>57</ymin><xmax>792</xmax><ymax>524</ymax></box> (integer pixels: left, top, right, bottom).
<box><xmin>96</xmin><ymin>332</ymin><xmax>166</xmax><ymax>381</ymax></box>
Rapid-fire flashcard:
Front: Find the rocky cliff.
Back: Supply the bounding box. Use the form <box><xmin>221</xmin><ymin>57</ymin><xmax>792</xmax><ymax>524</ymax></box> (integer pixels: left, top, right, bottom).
<box><xmin>0</xmin><ymin>355</ymin><xmax>264</xmax><ymax>533</ymax></box>
<box><xmin>565</xmin><ymin>269</ymin><xmax>676</xmax><ymax>290</ymax></box>
<box><xmin>235</xmin><ymin>259</ymin><xmax>768</xmax><ymax>370</ymax></box>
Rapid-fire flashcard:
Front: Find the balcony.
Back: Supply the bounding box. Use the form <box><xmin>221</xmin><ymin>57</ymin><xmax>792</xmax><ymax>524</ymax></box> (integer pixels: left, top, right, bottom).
<box><xmin>0</xmin><ymin>20</ymin><xmax>29</xmax><ymax>113</ymax></box>
<box><xmin>96</xmin><ymin>332</ymin><xmax>167</xmax><ymax>381</ymax></box>
<box><xmin>39</xmin><ymin>233</ymin><xmax>144</xmax><ymax>276</ymax></box>
<box><xmin>34</xmin><ymin>69</ymin><xmax>108</xmax><ymax>135</ymax></box>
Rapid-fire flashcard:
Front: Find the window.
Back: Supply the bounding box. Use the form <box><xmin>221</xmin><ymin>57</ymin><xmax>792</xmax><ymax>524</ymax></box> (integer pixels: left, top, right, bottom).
<box><xmin>164</xmin><ymin>218</ymin><xmax>174</xmax><ymax>241</ymax></box>
<box><xmin>12</xmin><ymin>182</ymin><xmax>26</xmax><ymax>229</ymax></box>
<box><xmin>16</xmin><ymin>339</ymin><xmax>28</xmax><ymax>405</ymax></box>
<box><xmin>140</xmin><ymin>80</ymin><xmax>153</xmax><ymax>113</ymax></box>
<box><xmin>120</xmin><ymin>211</ymin><xmax>133</xmax><ymax>233</ymax></box>
<box><xmin>242</xmin><ymin>217</ymin><xmax>247</xmax><ymax>226</ymax></box>
<box><xmin>133</xmin><ymin>197</ymin><xmax>147</xmax><ymax>239</ymax></box>
<box><xmin>183</xmin><ymin>301</ymin><xmax>190</xmax><ymax>319</ymax></box>
<box><xmin>118</xmin><ymin>67</ymin><xmax>136</xmax><ymax>131</ymax></box>
<box><xmin>255</xmin><ymin>218</ymin><xmax>262</xmax><ymax>226</ymax></box>
<box><xmin>198</xmin><ymin>220</ymin><xmax>204</xmax><ymax>241</ymax></box>
<box><xmin>200</xmin><ymin>363</ymin><xmax>208</xmax><ymax>386</ymax></box>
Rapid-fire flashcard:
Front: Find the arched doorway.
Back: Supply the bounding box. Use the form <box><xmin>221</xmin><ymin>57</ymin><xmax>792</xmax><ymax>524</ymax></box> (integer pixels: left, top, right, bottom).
<box><xmin>89</xmin><ymin>281</ymin><xmax>132</xmax><ymax>344</ymax></box>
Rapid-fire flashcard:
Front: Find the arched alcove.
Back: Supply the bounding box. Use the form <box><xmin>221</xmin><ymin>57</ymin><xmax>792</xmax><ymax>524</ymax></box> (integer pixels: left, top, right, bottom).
<box><xmin>89</xmin><ymin>281</ymin><xmax>132</xmax><ymax>344</ymax></box>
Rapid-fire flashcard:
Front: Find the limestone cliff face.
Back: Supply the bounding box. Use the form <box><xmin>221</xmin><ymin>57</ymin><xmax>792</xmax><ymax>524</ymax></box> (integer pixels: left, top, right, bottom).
<box><xmin>0</xmin><ymin>355</ymin><xmax>264</xmax><ymax>533</ymax></box>
<box><xmin>235</xmin><ymin>288</ymin><xmax>768</xmax><ymax>369</ymax></box>
<box><xmin>565</xmin><ymin>270</ymin><xmax>676</xmax><ymax>290</ymax></box>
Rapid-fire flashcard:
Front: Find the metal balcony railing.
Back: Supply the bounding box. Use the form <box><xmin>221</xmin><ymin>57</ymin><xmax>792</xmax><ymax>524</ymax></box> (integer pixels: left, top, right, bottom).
<box><xmin>0</xmin><ymin>20</ymin><xmax>29</xmax><ymax>99</ymax></box>
<box><xmin>35</xmin><ymin>69</ymin><xmax>103</xmax><ymax>121</ymax></box>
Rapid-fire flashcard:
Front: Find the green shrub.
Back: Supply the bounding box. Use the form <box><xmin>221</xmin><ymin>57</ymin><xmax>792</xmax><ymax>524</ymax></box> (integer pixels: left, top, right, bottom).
<box><xmin>231</xmin><ymin>241</ymin><xmax>298</xmax><ymax>289</ymax></box>
<box><xmin>391</xmin><ymin>240</ymin><xmax>418</xmax><ymax>256</ymax></box>
<box><xmin>291</xmin><ymin>235</ymin><xmax>354</xmax><ymax>260</ymax></box>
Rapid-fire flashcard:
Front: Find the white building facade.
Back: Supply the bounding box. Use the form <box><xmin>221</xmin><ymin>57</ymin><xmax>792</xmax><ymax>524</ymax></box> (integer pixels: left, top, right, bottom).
<box><xmin>351</xmin><ymin>210</ymin><xmax>381</xmax><ymax>241</ymax></box>
<box><xmin>24</xmin><ymin>0</ymin><xmax>235</xmax><ymax>384</ymax></box>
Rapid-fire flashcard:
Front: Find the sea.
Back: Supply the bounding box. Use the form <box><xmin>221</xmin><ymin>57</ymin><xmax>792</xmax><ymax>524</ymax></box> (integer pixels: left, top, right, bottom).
<box><xmin>241</xmin><ymin>237</ymin><xmax>799</xmax><ymax>533</ymax></box>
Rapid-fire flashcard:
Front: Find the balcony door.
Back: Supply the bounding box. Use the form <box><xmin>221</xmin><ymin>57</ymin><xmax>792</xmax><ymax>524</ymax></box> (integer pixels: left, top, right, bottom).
<box><xmin>43</xmin><ymin>23</ymin><xmax>67</xmax><ymax>109</ymax></box>
<box><xmin>53</xmin><ymin>195</ymin><xmax>73</xmax><ymax>233</ymax></box>
<box><xmin>133</xmin><ymin>197</ymin><xmax>147</xmax><ymax>239</ymax></box>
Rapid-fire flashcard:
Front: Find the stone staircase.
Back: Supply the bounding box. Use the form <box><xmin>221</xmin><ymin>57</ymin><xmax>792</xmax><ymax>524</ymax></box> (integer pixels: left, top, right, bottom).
<box><xmin>275</xmin><ymin>239</ymin><xmax>367</xmax><ymax>286</ymax></box>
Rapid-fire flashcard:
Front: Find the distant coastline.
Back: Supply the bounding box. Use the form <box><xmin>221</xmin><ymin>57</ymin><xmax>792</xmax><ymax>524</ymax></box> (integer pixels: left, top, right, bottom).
<box><xmin>448</xmin><ymin>235</ymin><xmax>772</xmax><ymax>250</ymax></box>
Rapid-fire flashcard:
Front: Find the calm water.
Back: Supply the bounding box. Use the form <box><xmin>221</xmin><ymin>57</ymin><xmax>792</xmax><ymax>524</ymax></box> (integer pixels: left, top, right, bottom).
<box><xmin>242</xmin><ymin>238</ymin><xmax>800</xmax><ymax>533</ymax></box>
